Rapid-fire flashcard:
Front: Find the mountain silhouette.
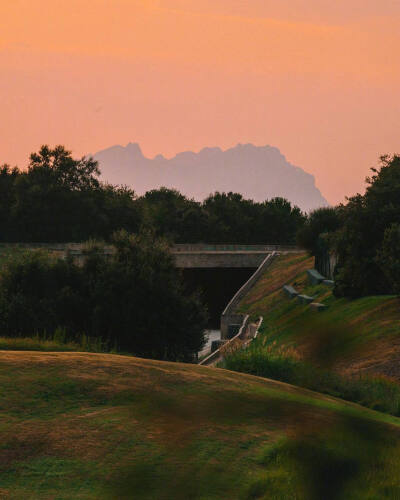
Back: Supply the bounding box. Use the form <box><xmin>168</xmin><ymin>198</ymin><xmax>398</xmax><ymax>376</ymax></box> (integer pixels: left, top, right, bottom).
<box><xmin>93</xmin><ymin>142</ymin><xmax>328</xmax><ymax>211</ymax></box>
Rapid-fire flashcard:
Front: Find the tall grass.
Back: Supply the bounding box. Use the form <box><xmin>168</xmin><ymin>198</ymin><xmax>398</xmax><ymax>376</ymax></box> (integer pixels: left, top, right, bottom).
<box><xmin>0</xmin><ymin>328</ymin><xmax>113</xmax><ymax>353</ymax></box>
<box><xmin>222</xmin><ymin>342</ymin><xmax>400</xmax><ymax>417</ymax></box>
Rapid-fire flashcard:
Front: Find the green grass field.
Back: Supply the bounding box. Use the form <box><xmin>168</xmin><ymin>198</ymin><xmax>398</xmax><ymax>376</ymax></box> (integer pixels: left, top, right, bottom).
<box><xmin>238</xmin><ymin>253</ymin><xmax>400</xmax><ymax>380</ymax></box>
<box><xmin>2</xmin><ymin>253</ymin><xmax>400</xmax><ymax>498</ymax></box>
<box><xmin>2</xmin><ymin>351</ymin><xmax>400</xmax><ymax>499</ymax></box>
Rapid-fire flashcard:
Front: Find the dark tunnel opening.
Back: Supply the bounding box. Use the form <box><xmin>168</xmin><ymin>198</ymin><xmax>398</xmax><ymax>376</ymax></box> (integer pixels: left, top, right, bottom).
<box><xmin>181</xmin><ymin>267</ymin><xmax>256</xmax><ymax>329</ymax></box>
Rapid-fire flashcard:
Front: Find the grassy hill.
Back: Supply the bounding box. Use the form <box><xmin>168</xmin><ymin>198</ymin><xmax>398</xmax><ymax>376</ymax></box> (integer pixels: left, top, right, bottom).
<box><xmin>2</xmin><ymin>253</ymin><xmax>400</xmax><ymax>498</ymax></box>
<box><xmin>238</xmin><ymin>253</ymin><xmax>400</xmax><ymax>380</ymax></box>
<box><xmin>2</xmin><ymin>351</ymin><xmax>400</xmax><ymax>499</ymax></box>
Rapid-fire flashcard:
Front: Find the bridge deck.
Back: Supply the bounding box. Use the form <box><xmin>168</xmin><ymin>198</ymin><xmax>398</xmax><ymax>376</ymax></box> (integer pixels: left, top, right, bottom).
<box><xmin>0</xmin><ymin>243</ymin><xmax>302</xmax><ymax>268</ymax></box>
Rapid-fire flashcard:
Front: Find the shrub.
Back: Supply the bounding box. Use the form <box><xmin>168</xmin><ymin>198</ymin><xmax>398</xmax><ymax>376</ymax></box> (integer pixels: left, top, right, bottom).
<box><xmin>0</xmin><ymin>232</ymin><xmax>208</xmax><ymax>361</ymax></box>
<box><xmin>334</xmin><ymin>155</ymin><xmax>400</xmax><ymax>297</ymax></box>
<box><xmin>296</xmin><ymin>207</ymin><xmax>341</xmax><ymax>256</ymax></box>
<box><xmin>376</xmin><ymin>223</ymin><xmax>400</xmax><ymax>294</ymax></box>
<box><xmin>223</xmin><ymin>341</ymin><xmax>400</xmax><ymax>416</ymax></box>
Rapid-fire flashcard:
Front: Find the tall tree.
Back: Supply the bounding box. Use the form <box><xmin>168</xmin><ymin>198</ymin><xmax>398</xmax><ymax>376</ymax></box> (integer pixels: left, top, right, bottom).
<box><xmin>334</xmin><ymin>155</ymin><xmax>400</xmax><ymax>297</ymax></box>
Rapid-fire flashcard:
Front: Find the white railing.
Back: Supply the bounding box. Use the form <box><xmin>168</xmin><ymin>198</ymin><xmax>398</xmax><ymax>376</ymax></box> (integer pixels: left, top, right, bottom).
<box><xmin>199</xmin><ymin>314</ymin><xmax>250</xmax><ymax>366</ymax></box>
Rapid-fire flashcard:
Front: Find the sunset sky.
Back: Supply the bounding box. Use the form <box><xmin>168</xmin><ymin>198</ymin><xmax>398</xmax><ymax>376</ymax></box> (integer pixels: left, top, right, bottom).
<box><xmin>1</xmin><ymin>0</ymin><xmax>399</xmax><ymax>204</ymax></box>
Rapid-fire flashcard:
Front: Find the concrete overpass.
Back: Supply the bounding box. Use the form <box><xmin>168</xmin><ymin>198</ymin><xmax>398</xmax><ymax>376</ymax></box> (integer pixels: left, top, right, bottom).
<box><xmin>172</xmin><ymin>244</ymin><xmax>299</xmax><ymax>268</ymax></box>
<box><xmin>0</xmin><ymin>243</ymin><xmax>299</xmax><ymax>268</ymax></box>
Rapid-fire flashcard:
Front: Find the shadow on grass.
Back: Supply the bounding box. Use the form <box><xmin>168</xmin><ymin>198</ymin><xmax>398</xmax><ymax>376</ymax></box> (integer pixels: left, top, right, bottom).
<box><xmin>104</xmin><ymin>457</ymin><xmax>234</xmax><ymax>500</ymax></box>
<box><xmin>223</xmin><ymin>316</ymin><xmax>400</xmax><ymax>416</ymax></box>
<box><xmin>101</xmin><ymin>385</ymin><xmax>400</xmax><ymax>499</ymax></box>
<box><xmin>255</xmin><ymin>414</ymin><xmax>400</xmax><ymax>500</ymax></box>
<box><xmin>103</xmin><ymin>412</ymin><xmax>400</xmax><ymax>500</ymax></box>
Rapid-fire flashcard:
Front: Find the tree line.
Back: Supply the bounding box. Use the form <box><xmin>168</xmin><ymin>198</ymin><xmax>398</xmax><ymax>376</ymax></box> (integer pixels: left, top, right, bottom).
<box><xmin>297</xmin><ymin>155</ymin><xmax>400</xmax><ymax>298</ymax></box>
<box><xmin>0</xmin><ymin>144</ymin><xmax>307</xmax><ymax>361</ymax></box>
<box><xmin>0</xmin><ymin>231</ymin><xmax>208</xmax><ymax>361</ymax></box>
<box><xmin>1</xmin><ymin>145</ymin><xmax>398</xmax><ymax>359</ymax></box>
<box><xmin>0</xmin><ymin>145</ymin><xmax>305</xmax><ymax>244</ymax></box>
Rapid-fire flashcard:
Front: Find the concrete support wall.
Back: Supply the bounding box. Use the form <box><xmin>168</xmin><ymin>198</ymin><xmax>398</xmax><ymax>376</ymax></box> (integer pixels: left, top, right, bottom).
<box><xmin>174</xmin><ymin>251</ymin><xmax>267</xmax><ymax>268</ymax></box>
<box><xmin>199</xmin><ymin>314</ymin><xmax>251</xmax><ymax>366</ymax></box>
<box><xmin>220</xmin><ymin>314</ymin><xmax>245</xmax><ymax>340</ymax></box>
<box><xmin>220</xmin><ymin>252</ymin><xmax>277</xmax><ymax>339</ymax></box>
<box><xmin>173</xmin><ymin>244</ymin><xmax>298</xmax><ymax>268</ymax></box>
<box><xmin>315</xmin><ymin>251</ymin><xmax>338</xmax><ymax>280</ymax></box>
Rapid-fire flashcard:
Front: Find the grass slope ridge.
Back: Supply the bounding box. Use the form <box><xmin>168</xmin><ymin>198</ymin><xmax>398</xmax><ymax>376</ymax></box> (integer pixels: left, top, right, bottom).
<box><xmin>1</xmin><ymin>351</ymin><xmax>400</xmax><ymax>499</ymax></box>
<box><xmin>238</xmin><ymin>253</ymin><xmax>400</xmax><ymax>380</ymax></box>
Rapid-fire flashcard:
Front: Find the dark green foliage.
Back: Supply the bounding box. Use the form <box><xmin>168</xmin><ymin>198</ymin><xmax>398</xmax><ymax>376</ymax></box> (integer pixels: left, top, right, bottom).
<box><xmin>377</xmin><ymin>223</ymin><xmax>400</xmax><ymax>294</ymax></box>
<box><xmin>296</xmin><ymin>206</ymin><xmax>341</xmax><ymax>255</ymax></box>
<box><xmin>203</xmin><ymin>193</ymin><xmax>305</xmax><ymax>244</ymax></box>
<box><xmin>0</xmin><ymin>165</ymin><xmax>19</xmax><ymax>241</ymax></box>
<box><xmin>0</xmin><ymin>232</ymin><xmax>208</xmax><ymax>361</ymax></box>
<box><xmin>0</xmin><ymin>146</ymin><xmax>306</xmax><ymax>244</ymax></box>
<box><xmin>138</xmin><ymin>189</ymin><xmax>305</xmax><ymax>244</ymax></box>
<box><xmin>202</xmin><ymin>192</ymin><xmax>256</xmax><ymax>243</ymax></box>
<box><xmin>294</xmin><ymin>155</ymin><xmax>400</xmax><ymax>297</ymax></box>
<box><xmin>0</xmin><ymin>145</ymin><xmax>141</xmax><ymax>242</ymax></box>
<box><xmin>138</xmin><ymin>187</ymin><xmax>210</xmax><ymax>242</ymax></box>
<box><xmin>334</xmin><ymin>155</ymin><xmax>400</xmax><ymax>297</ymax></box>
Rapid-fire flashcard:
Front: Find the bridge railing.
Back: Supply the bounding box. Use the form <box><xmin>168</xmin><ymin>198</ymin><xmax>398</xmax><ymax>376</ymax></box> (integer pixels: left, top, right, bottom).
<box><xmin>199</xmin><ymin>314</ymin><xmax>250</xmax><ymax>366</ymax></box>
<box><xmin>220</xmin><ymin>252</ymin><xmax>277</xmax><ymax>338</ymax></box>
<box><xmin>173</xmin><ymin>244</ymin><xmax>299</xmax><ymax>252</ymax></box>
<box><xmin>0</xmin><ymin>242</ymin><xmax>300</xmax><ymax>254</ymax></box>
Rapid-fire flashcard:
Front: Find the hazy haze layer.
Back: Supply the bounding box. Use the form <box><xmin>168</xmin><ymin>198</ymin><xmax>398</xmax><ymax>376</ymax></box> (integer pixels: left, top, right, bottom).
<box><xmin>94</xmin><ymin>142</ymin><xmax>328</xmax><ymax>211</ymax></box>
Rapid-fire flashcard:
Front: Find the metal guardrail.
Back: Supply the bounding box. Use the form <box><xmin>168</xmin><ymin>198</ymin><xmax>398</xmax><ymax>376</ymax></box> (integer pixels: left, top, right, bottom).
<box><xmin>221</xmin><ymin>252</ymin><xmax>276</xmax><ymax>318</ymax></box>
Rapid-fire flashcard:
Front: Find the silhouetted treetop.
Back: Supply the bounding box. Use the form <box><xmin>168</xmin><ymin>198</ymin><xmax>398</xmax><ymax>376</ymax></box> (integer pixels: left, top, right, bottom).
<box><xmin>0</xmin><ymin>145</ymin><xmax>307</xmax><ymax>244</ymax></box>
<box><xmin>28</xmin><ymin>145</ymin><xmax>100</xmax><ymax>191</ymax></box>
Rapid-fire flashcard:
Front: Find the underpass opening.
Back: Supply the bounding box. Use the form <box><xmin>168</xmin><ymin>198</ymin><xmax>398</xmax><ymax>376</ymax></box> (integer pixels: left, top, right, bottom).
<box><xmin>181</xmin><ymin>267</ymin><xmax>257</xmax><ymax>329</ymax></box>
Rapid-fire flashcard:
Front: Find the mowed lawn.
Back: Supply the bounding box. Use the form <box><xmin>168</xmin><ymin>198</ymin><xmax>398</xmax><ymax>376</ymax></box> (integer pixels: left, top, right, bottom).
<box><xmin>2</xmin><ymin>352</ymin><xmax>400</xmax><ymax>499</ymax></box>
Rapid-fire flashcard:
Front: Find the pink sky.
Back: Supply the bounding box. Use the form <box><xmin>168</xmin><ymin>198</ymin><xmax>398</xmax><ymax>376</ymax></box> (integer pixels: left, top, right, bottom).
<box><xmin>1</xmin><ymin>0</ymin><xmax>399</xmax><ymax>204</ymax></box>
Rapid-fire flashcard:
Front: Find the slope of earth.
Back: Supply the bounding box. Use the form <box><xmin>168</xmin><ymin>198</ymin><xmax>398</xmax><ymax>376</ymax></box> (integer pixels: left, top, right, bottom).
<box><xmin>2</xmin><ymin>351</ymin><xmax>400</xmax><ymax>499</ymax></box>
<box><xmin>238</xmin><ymin>253</ymin><xmax>400</xmax><ymax>379</ymax></box>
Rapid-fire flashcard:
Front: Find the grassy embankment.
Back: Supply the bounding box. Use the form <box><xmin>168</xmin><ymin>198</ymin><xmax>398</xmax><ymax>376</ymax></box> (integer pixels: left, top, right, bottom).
<box><xmin>2</xmin><ymin>351</ymin><xmax>400</xmax><ymax>499</ymax></box>
<box><xmin>2</xmin><ymin>251</ymin><xmax>400</xmax><ymax>497</ymax></box>
<box><xmin>223</xmin><ymin>253</ymin><xmax>400</xmax><ymax>415</ymax></box>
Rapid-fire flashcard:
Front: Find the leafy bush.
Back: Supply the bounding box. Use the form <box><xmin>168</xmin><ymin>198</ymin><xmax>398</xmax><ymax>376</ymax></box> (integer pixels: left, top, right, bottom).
<box><xmin>376</xmin><ymin>223</ymin><xmax>400</xmax><ymax>294</ymax></box>
<box><xmin>0</xmin><ymin>231</ymin><xmax>208</xmax><ymax>361</ymax></box>
<box><xmin>334</xmin><ymin>155</ymin><xmax>400</xmax><ymax>297</ymax></box>
<box><xmin>296</xmin><ymin>207</ymin><xmax>341</xmax><ymax>256</ymax></box>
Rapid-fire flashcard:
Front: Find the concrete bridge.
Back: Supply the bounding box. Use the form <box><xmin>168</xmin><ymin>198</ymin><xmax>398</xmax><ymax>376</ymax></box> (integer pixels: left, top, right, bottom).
<box><xmin>172</xmin><ymin>244</ymin><xmax>298</xmax><ymax>268</ymax></box>
<box><xmin>1</xmin><ymin>243</ymin><xmax>299</xmax><ymax>268</ymax></box>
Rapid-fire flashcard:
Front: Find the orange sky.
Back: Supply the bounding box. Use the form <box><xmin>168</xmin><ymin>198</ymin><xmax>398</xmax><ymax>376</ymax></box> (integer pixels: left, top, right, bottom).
<box><xmin>1</xmin><ymin>0</ymin><xmax>399</xmax><ymax>204</ymax></box>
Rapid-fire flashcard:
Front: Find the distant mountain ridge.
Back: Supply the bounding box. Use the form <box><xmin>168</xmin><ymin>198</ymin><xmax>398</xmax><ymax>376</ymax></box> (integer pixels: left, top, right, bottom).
<box><xmin>93</xmin><ymin>142</ymin><xmax>328</xmax><ymax>211</ymax></box>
